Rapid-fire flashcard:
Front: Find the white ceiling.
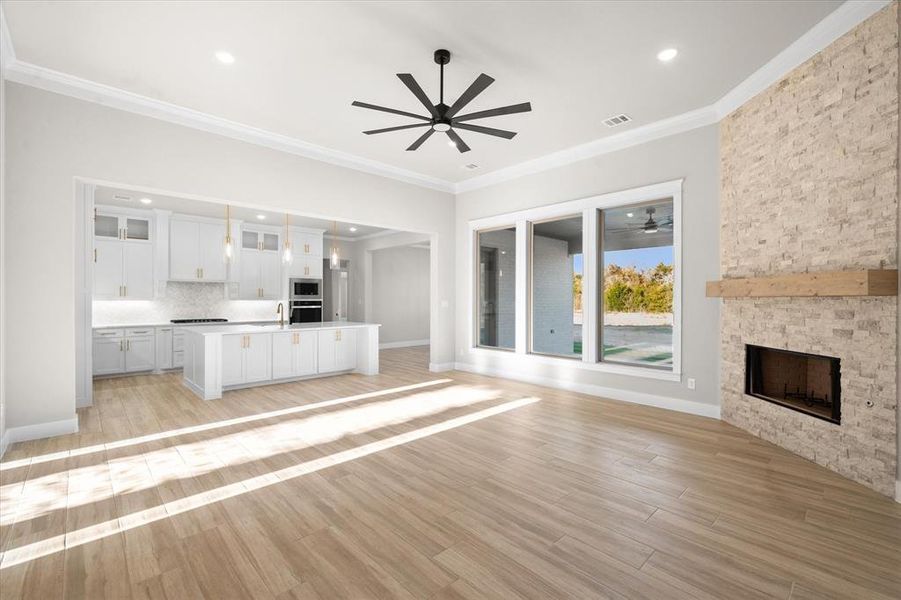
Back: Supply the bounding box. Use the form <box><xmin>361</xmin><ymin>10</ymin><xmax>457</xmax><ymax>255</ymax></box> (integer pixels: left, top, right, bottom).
<box><xmin>94</xmin><ymin>186</ymin><xmax>393</xmax><ymax>239</ymax></box>
<box><xmin>4</xmin><ymin>1</ymin><xmax>842</xmax><ymax>183</ymax></box>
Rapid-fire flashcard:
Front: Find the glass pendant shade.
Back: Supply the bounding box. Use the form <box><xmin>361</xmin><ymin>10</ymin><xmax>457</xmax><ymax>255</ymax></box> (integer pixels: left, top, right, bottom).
<box><xmin>282</xmin><ymin>243</ymin><xmax>293</xmax><ymax>265</ymax></box>
<box><xmin>330</xmin><ymin>246</ymin><xmax>340</xmax><ymax>270</ymax></box>
<box><xmin>223</xmin><ymin>204</ymin><xmax>234</xmax><ymax>263</ymax></box>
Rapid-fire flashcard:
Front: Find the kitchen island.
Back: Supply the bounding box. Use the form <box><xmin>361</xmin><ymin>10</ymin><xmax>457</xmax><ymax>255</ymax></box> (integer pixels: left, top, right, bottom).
<box><xmin>181</xmin><ymin>321</ymin><xmax>380</xmax><ymax>400</ymax></box>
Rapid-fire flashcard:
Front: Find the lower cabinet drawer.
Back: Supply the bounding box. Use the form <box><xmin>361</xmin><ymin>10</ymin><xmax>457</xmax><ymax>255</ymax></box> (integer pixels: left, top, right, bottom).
<box><xmin>173</xmin><ymin>350</ymin><xmax>184</xmax><ymax>368</ymax></box>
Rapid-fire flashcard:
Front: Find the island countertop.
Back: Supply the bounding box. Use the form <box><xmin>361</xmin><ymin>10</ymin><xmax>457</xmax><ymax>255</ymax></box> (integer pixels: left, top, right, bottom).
<box><xmin>179</xmin><ymin>321</ymin><xmax>380</xmax><ymax>336</ymax></box>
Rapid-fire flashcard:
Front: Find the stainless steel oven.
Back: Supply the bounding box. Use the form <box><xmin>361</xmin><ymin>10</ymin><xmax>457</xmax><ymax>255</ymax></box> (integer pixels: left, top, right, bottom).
<box><xmin>289</xmin><ymin>278</ymin><xmax>322</xmax><ymax>301</ymax></box>
<box><xmin>290</xmin><ymin>300</ymin><xmax>322</xmax><ymax>324</ymax></box>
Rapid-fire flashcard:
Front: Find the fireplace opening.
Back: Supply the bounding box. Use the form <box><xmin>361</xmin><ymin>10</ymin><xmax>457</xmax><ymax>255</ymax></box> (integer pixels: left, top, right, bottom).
<box><xmin>745</xmin><ymin>344</ymin><xmax>841</xmax><ymax>424</ymax></box>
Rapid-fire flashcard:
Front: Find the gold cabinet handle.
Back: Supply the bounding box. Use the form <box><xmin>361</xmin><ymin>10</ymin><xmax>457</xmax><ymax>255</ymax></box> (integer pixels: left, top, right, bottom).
<box><xmin>123</xmin><ymin>286</ymin><xmax>127</xmax><ymax>297</ymax></box>
<box><xmin>94</xmin><ymin>248</ymin><xmax>98</xmax><ymax>263</ymax></box>
<box><xmin>200</xmin><ymin>268</ymin><xmax>204</xmax><ymax>279</ymax></box>
<box><xmin>126</xmin><ymin>339</ymin><xmax>130</xmax><ymax>351</ymax></box>
<box><xmin>304</xmin><ymin>243</ymin><xmax>310</xmax><ymax>254</ymax></box>
<box><xmin>304</xmin><ymin>266</ymin><xmax>309</xmax><ymax>275</ymax></box>
<box><xmin>119</xmin><ymin>340</ymin><xmax>124</xmax><ymax>351</ymax></box>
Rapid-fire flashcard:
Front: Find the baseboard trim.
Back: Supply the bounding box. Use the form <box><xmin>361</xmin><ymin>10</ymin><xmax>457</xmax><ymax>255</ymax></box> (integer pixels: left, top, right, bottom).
<box><xmin>4</xmin><ymin>417</ymin><xmax>79</xmax><ymax>446</ymax></box>
<box><xmin>895</xmin><ymin>479</ymin><xmax>901</xmax><ymax>504</ymax></box>
<box><xmin>429</xmin><ymin>362</ymin><xmax>455</xmax><ymax>373</ymax></box>
<box><xmin>454</xmin><ymin>361</ymin><xmax>720</xmax><ymax>419</ymax></box>
<box><xmin>379</xmin><ymin>339</ymin><xmax>430</xmax><ymax>350</ymax></box>
<box><xmin>0</xmin><ymin>430</ymin><xmax>9</xmax><ymax>458</ymax></box>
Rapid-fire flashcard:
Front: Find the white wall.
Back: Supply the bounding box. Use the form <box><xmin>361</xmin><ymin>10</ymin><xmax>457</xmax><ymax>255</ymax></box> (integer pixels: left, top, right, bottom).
<box><xmin>0</xmin><ymin>42</ymin><xmax>7</xmax><ymax>454</ymax></box>
<box><xmin>455</xmin><ymin>125</ymin><xmax>721</xmax><ymax>412</ymax></box>
<box><xmin>371</xmin><ymin>246</ymin><xmax>430</xmax><ymax>344</ymax></box>
<box><xmin>4</xmin><ymin>83</ymin><xmax>455</xmax><ymax>432</ymax></box>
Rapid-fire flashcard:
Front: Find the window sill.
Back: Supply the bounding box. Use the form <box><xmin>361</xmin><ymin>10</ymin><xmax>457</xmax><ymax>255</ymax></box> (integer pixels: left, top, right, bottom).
<box><xmin>467</xmin><ymin>347</ymin><xmax>682</xmax><ymax>382</ymax></box>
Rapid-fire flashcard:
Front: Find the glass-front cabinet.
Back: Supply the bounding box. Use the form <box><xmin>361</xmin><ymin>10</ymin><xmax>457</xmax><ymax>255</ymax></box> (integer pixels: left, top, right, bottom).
<box><xmin>94</xmin><ymin>211</ymin><xmax>152</xmax><ymax>243</ymax></box>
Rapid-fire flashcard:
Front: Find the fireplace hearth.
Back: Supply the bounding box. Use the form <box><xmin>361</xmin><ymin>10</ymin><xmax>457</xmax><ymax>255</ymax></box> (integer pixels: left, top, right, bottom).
<box><xmin>745</xmin><ymin>344</ymin><xmax>841</xmax><ymax>424</ymax></box>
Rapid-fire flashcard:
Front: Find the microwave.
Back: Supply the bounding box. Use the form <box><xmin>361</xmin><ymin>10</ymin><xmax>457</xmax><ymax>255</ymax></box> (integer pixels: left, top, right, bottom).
<box><xmin>289</xmin><ymin>278</ymin><xmax>322</xmax><ymax>300</ymax></box>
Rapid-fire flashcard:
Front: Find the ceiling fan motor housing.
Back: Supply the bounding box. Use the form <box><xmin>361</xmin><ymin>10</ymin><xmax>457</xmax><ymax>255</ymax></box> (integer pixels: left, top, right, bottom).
<box><xmin>434</xmin><ymin>49</ymin><xmax>451</xmax><ymax>65</ymax></box>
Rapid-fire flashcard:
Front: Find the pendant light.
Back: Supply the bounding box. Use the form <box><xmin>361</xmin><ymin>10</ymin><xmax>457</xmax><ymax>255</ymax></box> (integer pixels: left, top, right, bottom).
<box><xmin>281</xmin><ymin>213</ymin><xmax>293</xmax><ymax>265</ymax></box>
<box><xmin>223</xmin><ymin>204</ymin><xmax>234</xmax><ymax>262</ymax></box>
<box><xmin>330</xmin><ymin>221</ymin><xmax>340</xmax><ymax>270</ymax></box>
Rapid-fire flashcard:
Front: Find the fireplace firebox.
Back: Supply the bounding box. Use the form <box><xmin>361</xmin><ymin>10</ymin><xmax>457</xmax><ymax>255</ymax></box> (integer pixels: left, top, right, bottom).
<box><xmin>745</xmin><ymin>344</ymin><xmax>841</xmax><ymax>424</ymax></box>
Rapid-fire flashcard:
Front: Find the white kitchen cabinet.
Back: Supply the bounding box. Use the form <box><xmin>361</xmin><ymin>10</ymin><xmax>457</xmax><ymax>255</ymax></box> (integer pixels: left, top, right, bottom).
<box><xmin>94</xmin><ymin>239</ymin><xmax>124</xmax><ymax>299</ymax></box>
<box><xmin>170</xmin><ymin>218</ymin><xmax>228</xmax><ymax>282</ymax></box>
<box><xmin>156</xmin><ymin>327</ymin><xmax>173</xmax><ymax>370</ymax></box>
<box><xmin>293</xmin><ymin>230</ymin><xmax>323</xmax><ymax>257</ymax></box>
<box><xmin>221</xmin><ymin>333</ymin><xmax>272</xmax><ymax>385</ymax></box>
<box><xmin>238</xmin><ymin>228</ymin><xmax>282</xmax><ymax>299</ymax></box>
<box><xmin>123</xmin><ymin>243</ymin><xmax>154</xmax><ymax>299</ymax></box>
<box><xmin>125</xmin><ymin>335</ymin><xmax>155</xmax><ymax>372</ymax></box>
<box><xmin>93</xmin><ymin>208</ymin><xmax>154</xmax><ymax>300</ymax></box>
<box><xmin>92</xmin><ymin>328</ymin><xmax>156</xmax><ymax>375</ymax></box>
<box><xmin>291</xmin><ymin>256</ymin><xmax>323</xmax><ymax>279</ymax></box>
<box><xmin>93</xmin><ymin>336</ymin><xmax>126</xmax><ymax>375</ymax></box>
<box><xmin>272</xmin><ymin>331</ymin><xmax>318</xmax><ymax>379</ymax></box>
<box><xmin>317</xmin><ymin>328</ymin><xmax>357</xmax><ymax>373</ymax></box>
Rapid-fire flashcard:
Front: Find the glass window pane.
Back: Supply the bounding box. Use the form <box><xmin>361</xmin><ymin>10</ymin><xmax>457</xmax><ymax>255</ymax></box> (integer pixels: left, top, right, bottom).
<box><xmin>242</xmin><ymin>230</ymin><xmax>258</xmax><ymax>249</ymax></box>
<box><xmin>125</xmin><ymin>218</ymin><xmax>150</xmax><ymax>241</ymax></box>
<box><xmin>262</xmin><ymin>232</ymin><xmax>280</xmax><ymax>251</ymax></box>
<box><xmin>531</xmin><ymin>215</ymin><xmax>582</xmax><ymax>358</ymax></box>
<box><xmin>95</xmin><ymin>214</ymin><xmax>119</xmax><ymax>238</ymax></box>
<box><xmin>601</xmin><ymin>199</ymin><xmax>674</xmax><ymax>370</ymax></box>
<box><xmin>477</xmin><ymin>227</ymin><xmax>516</xmax><ymax>350</ymax></box>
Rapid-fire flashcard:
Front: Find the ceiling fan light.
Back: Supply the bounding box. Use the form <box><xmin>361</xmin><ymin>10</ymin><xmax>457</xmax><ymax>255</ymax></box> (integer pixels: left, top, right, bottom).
<box><xmin>433</xmin><ymin>122</ymin><xmax>451</xmax><ymax>132</ymax></box>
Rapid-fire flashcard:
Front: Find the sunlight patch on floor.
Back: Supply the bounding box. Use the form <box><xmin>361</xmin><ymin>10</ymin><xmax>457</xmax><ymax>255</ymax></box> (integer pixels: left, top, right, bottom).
<box><xmin>0</xmin><ymin>396</ymin><xmax>539</xmax><ymax>569</ymax></box>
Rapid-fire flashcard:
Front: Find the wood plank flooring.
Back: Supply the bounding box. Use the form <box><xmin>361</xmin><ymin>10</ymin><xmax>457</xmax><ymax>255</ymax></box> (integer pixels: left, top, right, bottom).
<box><xmin>1</xmin><ymin>346</ymin><xmax>899</xmax><ymax>599</ymax></box>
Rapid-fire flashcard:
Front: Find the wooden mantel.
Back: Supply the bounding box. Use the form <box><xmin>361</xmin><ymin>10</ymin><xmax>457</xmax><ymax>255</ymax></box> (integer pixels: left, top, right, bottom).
<box><xmin>706</xmin><ymin>269</ymin><xmax>898</xmax><ymax>298</ymax></box>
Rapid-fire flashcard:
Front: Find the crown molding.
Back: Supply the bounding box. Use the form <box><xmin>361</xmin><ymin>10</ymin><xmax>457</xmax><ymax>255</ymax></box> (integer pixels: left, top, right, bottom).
<box><xmin>1</xmin><ymin>0</ymin><xmax>888</xmax><ymax>196</ymax></box>
<box><xmin>455</xmin><ymin>105</ymin><xmax>718</xmax><ymax>194</ymax></box>
<box><xmin>713</xmin><ymin>0</ymin><xmax>890</xmax><ymax>119</ymax></box>
<box><xmin>3</xmin><ymin>59</ymin><xmax>456</xmax><ymax>194</ymax></box>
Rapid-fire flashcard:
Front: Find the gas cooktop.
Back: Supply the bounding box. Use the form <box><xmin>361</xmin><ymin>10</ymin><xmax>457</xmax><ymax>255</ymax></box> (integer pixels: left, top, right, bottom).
<box><xmin>170</xmin><ymin>318</ymin><xmax>229</xmax><ymax>324</ymax></box>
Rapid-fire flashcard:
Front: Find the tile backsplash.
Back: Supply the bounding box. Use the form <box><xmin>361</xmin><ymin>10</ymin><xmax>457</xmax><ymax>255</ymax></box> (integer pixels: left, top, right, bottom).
<box><xmin>93</xmin><ymin>282</ymin><xmax>284</xmax><ymax>326</ymax></box>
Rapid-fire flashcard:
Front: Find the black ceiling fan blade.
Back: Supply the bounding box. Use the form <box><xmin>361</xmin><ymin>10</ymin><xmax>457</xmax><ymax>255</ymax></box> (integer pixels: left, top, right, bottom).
<box><xmin>454</xmin><ymin>102</ymin><xmax>532</xmax><ymax>122</ymax></box>
<box><xmin>406</xmin><ymin>128</ymin><xmax>435</xmax><ymax>151</ymax></box>
<box><xmin>453</xmin><ymin>122</ymin><xmax>516</xmax><ymax>139</ymax></box>
<box><xmin>446</xmin><ymin>129</ymin><xmax>471</xmax><ymax>153</ymax></box>
<box><xmin>352</xmin><ymin>101</ymin><xmax>431</xmax><ymax>122</ymax></box>
<box><xmin>396</xmin><ymin>74</ymin><xmax>440</xmax><ymax>118</ymax></box>
<box><xmin>364</xmin><ymin>123</ymin><xmax>431</xmax><ymax>135</ymax></box>
<box><xmin>445</xmin><ymin>73</ymin><xmax>495</xmax><ymax>118</ymax></box>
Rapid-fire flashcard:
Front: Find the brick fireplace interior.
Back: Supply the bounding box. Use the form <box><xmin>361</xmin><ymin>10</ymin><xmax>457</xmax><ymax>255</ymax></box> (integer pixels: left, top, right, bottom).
<box><xmin>745</xmin><ymin>345</ymin><xmax>841</xmax><ymax>424</ymax></box>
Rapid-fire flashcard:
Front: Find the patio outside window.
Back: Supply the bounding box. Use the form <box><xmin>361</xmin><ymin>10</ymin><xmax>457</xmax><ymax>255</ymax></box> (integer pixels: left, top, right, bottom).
<box><xmin>476</xmin><ymin>227</ymin><xmax>516</xmax><ymax>350</ymax></box>
<box><xmin>600</xmin><ymin>199</ymin><xmax>675</xmax><ymax>370</ymax></box>
<box><xmin>530</xmin><ymin>215</ymin><xmax>583</xmax><ymax>358</ymax></box>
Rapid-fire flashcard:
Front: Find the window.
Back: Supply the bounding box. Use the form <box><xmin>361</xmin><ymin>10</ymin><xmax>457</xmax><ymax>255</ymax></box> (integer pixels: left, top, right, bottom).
<box><xmin>476</xmin><ymin>227</ymin><xmax>516</xmax><ymax>350</ymax></box>
<box><xmin>529</xmin><ymin>215</ymin><xmax>583</xmax><ymax>358</ymax></box>
<box><xmin>600</xmin><ymin>199</ymin><xmax>674</xmax><ymax>370</ymax></box>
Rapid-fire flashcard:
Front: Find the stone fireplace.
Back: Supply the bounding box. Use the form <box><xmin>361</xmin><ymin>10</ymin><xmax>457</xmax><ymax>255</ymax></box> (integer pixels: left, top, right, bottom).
<box><xmin>745</xmin><ymin>344</ymin><xmax>841</xmax><ymax>424</ymax></box>
<box><xmin>717</xmin><ymin>4</ymin><xmax>898</xmax><ymax>497</ymax></box>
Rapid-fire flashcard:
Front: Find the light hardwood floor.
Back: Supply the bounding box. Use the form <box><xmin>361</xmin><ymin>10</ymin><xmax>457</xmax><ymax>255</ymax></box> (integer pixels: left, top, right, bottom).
<box><xmin>1</xmin><ymin>347</ymin><xmax>899</xmax><ymax>599</ymax></box>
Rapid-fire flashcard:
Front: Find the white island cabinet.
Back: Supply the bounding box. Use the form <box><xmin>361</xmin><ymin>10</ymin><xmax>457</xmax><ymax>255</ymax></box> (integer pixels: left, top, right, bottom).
<box><xmin>181</xmin><ymin>322</ymin><xmax>379</xmax><ymax>400</ymax></box>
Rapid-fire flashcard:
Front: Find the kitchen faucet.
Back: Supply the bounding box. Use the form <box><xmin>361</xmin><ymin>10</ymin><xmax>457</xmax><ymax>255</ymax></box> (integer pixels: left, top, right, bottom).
<box><xmin>277</xmin><ymin>302</ymin><xmax>285</xmax><ymax>327</ymax></box>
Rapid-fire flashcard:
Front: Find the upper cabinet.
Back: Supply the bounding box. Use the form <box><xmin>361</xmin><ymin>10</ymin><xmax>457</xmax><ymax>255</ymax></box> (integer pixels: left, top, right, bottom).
<box><xmin>286</xmin><ymin>228</ymin><xmax>325</xmax><ymax>280</ymax></box>
<box><xmin>169</xmin><ymin>217</ymin><xmax>228</xmax><ymax>282</ymax></box>
<box><xmin>93</xmin><ymin>209</ymin><xmax>154</xmax><ymax>300</ymax></box>
<box><xmin>238</xmin><ymin>226</ymin><xmax>282</xmax><ymax>299</ymax></box>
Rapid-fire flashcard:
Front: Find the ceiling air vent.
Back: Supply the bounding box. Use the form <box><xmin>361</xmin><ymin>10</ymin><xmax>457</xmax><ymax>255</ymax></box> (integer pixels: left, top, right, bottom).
<box><xmin>463</xmin><ymin>164</ymin><xmax>480</xmax><ymax>170</ymax></box>
<box><xmin>603</xmin><ymin>114</ymin><xmax>632</xmax><ymax>128</ymax></box>
<box><xmin>113</xmin><ymin>194</ymin><xmax>132</xmax><ymax>201</ymax></box>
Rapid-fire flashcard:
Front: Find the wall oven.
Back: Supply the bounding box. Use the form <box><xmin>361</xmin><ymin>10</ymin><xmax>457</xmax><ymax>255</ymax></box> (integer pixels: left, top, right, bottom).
<box><xmin>290</xmin><ymin>300</ymin><xmax>323</xmax><ymax>324</ymax></box>
<box><xmin>290</xmin><ymin>278</ymin><xmax>322</xmax><ymax>301</ymax></box>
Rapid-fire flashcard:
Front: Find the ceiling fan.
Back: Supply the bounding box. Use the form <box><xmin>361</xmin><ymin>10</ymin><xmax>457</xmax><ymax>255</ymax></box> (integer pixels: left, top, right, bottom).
<box><xmin>352</xmin><ymin>49</ymin><xmax>531</xmax><ymax>153</ymax></box>
<box><xmin>606</xmin><ymin>208</ymin><xmax>674</xmax><ymax>234</ymax></box>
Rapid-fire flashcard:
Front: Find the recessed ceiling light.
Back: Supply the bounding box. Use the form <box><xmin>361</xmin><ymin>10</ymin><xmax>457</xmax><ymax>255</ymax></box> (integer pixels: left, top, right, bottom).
<box><xmin>657</xmin><ymin>48</ymin><xmax>678</xmax><ymax>62</ymax></box>
<box><xmin>139</xmin><ymin>197</ymin><xmax>152</xmax><ymax>205</ymax></box>
<box><xmin>349</xmin><ymin>226</ymin><xmax>358</xmax><ymax>232</ymax></box>
<box><xmin>215</xmin><ymin>51</ymin><xmax>235</xmax><ymax>65</ymax></box>
<box><xmin>256</xmin><ymin>214</ymin><xmax>266</xmax><ymax>220</ymax></box>
<box><xmin>627</xmin><ymin>212</ymin><xmax>634</xmax><ymax>218</ymax></box>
